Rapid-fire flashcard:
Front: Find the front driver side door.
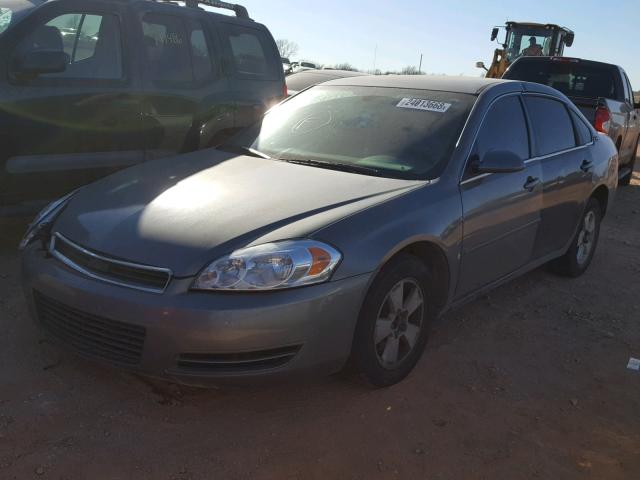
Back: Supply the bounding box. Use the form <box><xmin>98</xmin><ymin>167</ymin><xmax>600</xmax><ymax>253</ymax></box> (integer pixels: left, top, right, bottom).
<box><xmin>457</xmin><ymin>94</ymin><xmax>543</xmax><ymax>296</ymax></box>
<box><xmin>2</xmin><ymin>2</ymin><xmax>144</xmax><ymax>207</ymax></box>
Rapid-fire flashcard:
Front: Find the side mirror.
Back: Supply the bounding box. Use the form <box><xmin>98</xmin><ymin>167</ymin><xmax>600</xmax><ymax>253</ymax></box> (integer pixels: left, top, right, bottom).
<box><xmin>565</xmin><ymin>32</ymin><xmax>575</xmax><ymax>47</ymax></box>
<box><xmin>476</xmin><ymin>61</ymin><xmax>487</xmax><ymax>71</ymax></box>
<box><xmin>473</xmin><ymin>150</ymin><xmax>525</xmax><ymax>174</ymax></box>
<box><xmin>490</xmin><ymin>28</ymin><xmax>499</xmax><ymax>41</ymax></box>
<box><xmin>15</xmin><ymin>50</ymin><xmax>68</xmax><ymax>76</ymax></box>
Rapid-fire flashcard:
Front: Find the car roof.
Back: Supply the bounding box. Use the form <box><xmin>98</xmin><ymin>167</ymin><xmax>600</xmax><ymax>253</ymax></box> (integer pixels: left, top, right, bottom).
<box><xmin>321</xmin><ymin>75</ymin><xmax>511</xmax><ymax>95</ymax></box>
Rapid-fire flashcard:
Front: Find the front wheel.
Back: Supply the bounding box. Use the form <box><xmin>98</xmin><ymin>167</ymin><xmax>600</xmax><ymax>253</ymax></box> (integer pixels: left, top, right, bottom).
<box><xmin>351</xmin><ymin>254</ymin><xmax>434</xmax><ymax>387</ymax></box>
<box><xmin>549</xmin><ymin>197</ymin><xmax>602</xmax><ymax>277</ymax></box>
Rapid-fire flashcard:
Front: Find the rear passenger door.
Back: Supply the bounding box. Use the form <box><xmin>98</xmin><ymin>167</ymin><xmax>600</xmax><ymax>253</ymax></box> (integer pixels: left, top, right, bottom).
<box><xmin>523</xmin><ymin>95</ymin><xmax>594</xmax><ymax>258</ymax></box>
<box><xmin>220</xmin><ymin>22</ymin><xmax>284</xmax><ymax>130</ymax></box>
<box><xmin>457</xmin><ymin>94</ymin><xmax>543</xmax><ymax>296</ymax></box>
<box><xmin>136</xmin><ymin>10</ymin><xmax>232</xmax><ymax>158</ymax></box>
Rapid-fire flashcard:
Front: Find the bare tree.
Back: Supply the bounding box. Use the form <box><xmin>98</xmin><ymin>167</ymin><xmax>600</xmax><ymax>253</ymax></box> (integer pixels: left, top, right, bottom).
<box><xmin>333</xmin><ymin>63</ymin><xmax>358</xmax><ymax>72</ymax></box>
<box><xmin>275</xmin><ymin>39</ymin><xmax>299</xmax><ymax>59</ymax></box>
<box><xmin>401</xmin><ymin>65</ymin><xmax>421</xmax><ymax>75</ymax></box>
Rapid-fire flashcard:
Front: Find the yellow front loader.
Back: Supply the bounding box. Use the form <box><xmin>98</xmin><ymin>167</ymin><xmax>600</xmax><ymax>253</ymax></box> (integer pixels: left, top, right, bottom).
<box><xmin>477</xmin><ymin>22</ymin><xmax>574</xmax><ymax>78</ymax></box>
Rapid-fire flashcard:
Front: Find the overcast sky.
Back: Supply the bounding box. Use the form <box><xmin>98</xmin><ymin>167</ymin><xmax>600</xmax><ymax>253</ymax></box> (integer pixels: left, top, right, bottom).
<box><xmin>238</xmin><ymin>0</ymin><xmax>639</xmax><ymax>87</ymax></box>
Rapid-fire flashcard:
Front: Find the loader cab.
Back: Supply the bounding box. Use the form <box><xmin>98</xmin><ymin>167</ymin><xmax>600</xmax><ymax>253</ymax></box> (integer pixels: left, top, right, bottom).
<box><xmin>503</xmin><ymin>22</ymin><xmax>574</xmax><ymax>62</ymax></box>
<box><xmin>477</xmin><ymin>21</ymin><xmax>574</xmax><ymax>79</ymax></box>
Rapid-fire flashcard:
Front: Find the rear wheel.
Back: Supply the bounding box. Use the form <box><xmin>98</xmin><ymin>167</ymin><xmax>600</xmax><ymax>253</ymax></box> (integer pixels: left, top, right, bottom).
<box><xmin>619</xmin><ymin>136</ymin><xmax>639</xmax><ymax>186</ymax></box>
<box><xmin>549</xmin><ymin>197</ymin><xmax>602</xmax><ymax>277</ymax></box>
<box><xmin>352</xmin><ymin>254</ymin><xmax>434</xmax><ymax>387</ymax></box>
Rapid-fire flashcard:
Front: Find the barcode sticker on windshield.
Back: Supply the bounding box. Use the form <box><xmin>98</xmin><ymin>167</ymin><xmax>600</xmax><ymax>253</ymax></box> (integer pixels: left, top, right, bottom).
<box><xmin>396</xmin><ymin>98</ymin><xmax>451</xmax><ymax>113</ymax></box>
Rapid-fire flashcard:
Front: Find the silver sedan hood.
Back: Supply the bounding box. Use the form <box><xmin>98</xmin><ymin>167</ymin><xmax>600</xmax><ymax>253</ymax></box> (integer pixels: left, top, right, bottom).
<box><xmin>54</xmin><ymin>150</ymin><xmax>423</xmax><ymax>276</ymax></box>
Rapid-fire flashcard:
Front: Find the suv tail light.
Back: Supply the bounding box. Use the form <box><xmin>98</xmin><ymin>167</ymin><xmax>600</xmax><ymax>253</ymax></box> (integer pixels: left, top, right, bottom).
<box><xmin>594</xmin><ymin>106</ymin><xmax>611</xmax><ymax>134</ymax></box>
<box><xmin>282</xmin><ymin>82</ymin><xmax>288</xmax><ymax>98</ymax></box>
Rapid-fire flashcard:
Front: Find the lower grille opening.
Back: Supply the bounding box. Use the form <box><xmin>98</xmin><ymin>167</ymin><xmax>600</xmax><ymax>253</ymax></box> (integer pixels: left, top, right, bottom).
<box><xmin>34</xmin><ymin>291</ymin><xmax>146</xmax><ymax>365</ymax></box>
<box><xmin>176</xmin><ymin>345</ymin><xmax>302</xmax><ymax>373</ymax></box>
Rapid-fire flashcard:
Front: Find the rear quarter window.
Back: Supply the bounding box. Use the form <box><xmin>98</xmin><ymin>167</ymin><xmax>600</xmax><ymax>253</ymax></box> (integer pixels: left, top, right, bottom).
<box><xmin>570</xmin><ymin>110</ymin><xmax>593</xmax><ymax>146</ymax></box>
<box><xmin>222</xmin><ymin>23</ymin><xmax>279</xmax><ymax>79</ymax></box>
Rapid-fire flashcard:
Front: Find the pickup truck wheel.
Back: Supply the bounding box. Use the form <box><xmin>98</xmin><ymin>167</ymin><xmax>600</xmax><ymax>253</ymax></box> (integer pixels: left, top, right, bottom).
<box><xmin>352</xmin><ymin>254</ymin><xmax>433</xmax><ymax>387</ymax></box>
<box><xmin>619</xmin><ymin>136</ymin><xmax>639</xmax><ymax>186</ymax></box>
<box><xmin>549</xmin><ymin>198</ymin><xmax>602</xmax><ymax>277</ymax></box>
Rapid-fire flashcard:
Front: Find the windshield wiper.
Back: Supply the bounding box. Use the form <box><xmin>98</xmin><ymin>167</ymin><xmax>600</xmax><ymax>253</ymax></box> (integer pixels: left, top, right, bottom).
<box><xmin>278</xmin><ymin>158</ymin><xmax>383</xmax><ymax>176</ymax></box>
<box><xmin>218</xmin><ymin>144</ymin><xmax>271</xmax><ymax>159</ymax></box>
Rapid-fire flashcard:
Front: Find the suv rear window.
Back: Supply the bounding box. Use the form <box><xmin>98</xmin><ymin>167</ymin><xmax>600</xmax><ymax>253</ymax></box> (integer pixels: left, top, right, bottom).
<box><xmin>505</xmin><ymin>59</ymin><xmax>619</xmax><ymax>100</ymax></box>
<box><xmin>223</xmin><ymin>24</ymin><xmax>278</xmax><ymax>78</ymax></box>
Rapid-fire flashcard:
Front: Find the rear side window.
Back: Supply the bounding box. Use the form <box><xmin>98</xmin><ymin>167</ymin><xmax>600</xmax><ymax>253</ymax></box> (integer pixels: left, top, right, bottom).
<box><xmin>570</xmin><ymin>110</ymin><xmax>593</xmax><ymax>145</ymax></box>
<box><xmin>190</xmin><ymin>28</ymin><xmax>214</xmax><ymax>83</ymax></box>
<box><xmin>505</xmin><ymin>60</ymin><xmax>619</xmax><ymax>100</ymax></box>
<box><xmin>223</xmin><ymin>24</ymin><xmax>278</xmax><ymax>78</ymax></box>
<box><xmin>142</xmin><ymin>13</ymin><xmax>214</xmax><ymax>87</ymax></box>
<box><xmin>473</xmin><ymin>95</ymin><xmax>530</xmax><ymax>164</ymax></box>
<box><xmin>524</xmin><ymin>96</ymin><xmax>576</xmax><ymax>155</ymax></box>
<box><xmin>14</xmin><ymin>12</ymin><xmax>123</xmax><ymax>80</ymax></box>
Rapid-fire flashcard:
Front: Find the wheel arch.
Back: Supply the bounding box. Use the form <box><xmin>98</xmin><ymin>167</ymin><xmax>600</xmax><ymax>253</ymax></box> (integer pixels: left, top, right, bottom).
<box><xmin>379</xmin><ymin>240</ymin><xmax>451</xmax><ymax>312</ymax></box>
<box><xmin>591</xmin><ymin>184</ymin><xmax>610</xmax><ymax>217</ymax></box>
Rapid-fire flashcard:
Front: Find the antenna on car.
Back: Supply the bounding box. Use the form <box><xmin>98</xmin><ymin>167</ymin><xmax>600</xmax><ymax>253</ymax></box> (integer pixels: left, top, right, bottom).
<box><xmin>184</xmin><ymin>0</ymin><xmax>250</xmax><ymax>19</ymax></box>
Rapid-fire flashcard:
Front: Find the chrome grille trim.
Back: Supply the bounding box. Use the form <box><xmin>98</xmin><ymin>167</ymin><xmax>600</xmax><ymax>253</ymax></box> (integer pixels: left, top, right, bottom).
<box><xmin>49</xmin><ymin>232</ymin><xmax>172</xmax><ymax>294</ymax></box>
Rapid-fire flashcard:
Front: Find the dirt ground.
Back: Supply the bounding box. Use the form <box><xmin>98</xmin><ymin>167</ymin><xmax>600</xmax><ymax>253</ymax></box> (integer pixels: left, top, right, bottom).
<box><xmin>1</xmin><ymin>170</ymin><xmax>639</xmax><ymax>480</ymax></box>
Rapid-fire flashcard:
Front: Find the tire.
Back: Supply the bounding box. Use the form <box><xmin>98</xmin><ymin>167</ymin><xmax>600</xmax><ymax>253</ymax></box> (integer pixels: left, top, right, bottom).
<box><xmin>351</xmin><ymin>254</ymin><xmax>434</xmax><ymax>387</ymax></box>
<box><xmin>619</xmin><ymin>136</ymin><xmax>638</xmax><ymax>186</ymax></box>
<box><xmin>549</xmin><ymin>197</ymin><xmax>602</xmax><ymax>277</ymax></box>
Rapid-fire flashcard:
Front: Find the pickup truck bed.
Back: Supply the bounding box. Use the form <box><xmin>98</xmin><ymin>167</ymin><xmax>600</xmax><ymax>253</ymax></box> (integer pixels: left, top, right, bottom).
<box><xmin>503</xmin><ymin>56</ymin><xmax>640</xmax><ymax>185</ymax></box>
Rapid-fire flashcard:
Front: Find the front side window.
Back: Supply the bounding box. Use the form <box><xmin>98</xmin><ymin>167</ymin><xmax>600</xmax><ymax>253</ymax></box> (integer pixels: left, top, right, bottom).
<box><xmin>14</xmin><ymin>12</ymin><xmax>123</xmax><ymax>79</ymax></box>
<box><xmin>472</xmin><ymin>95</ymin><xmax>530</xmax><ymax>167</ymax></box>
<box><xmin>224</xmin><ymin>24</ymin><xmax>277</xmax><ymax>78</ymax></box>
<box><xmin>227</xmin><ymin>86</ymin><xmax>475</xmax><ymax>180</ymax></box>
<box><xmin>524</xmin><ymin>96</ymin><xmax>576</xmax><ymax>155</ymax></box>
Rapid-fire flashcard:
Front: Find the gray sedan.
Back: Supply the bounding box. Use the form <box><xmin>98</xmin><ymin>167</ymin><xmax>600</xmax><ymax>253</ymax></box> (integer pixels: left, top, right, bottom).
<box><xmin>20</xmin><ymin>76</ymin><xmax>618</xmax><ymax>387</ymax></box>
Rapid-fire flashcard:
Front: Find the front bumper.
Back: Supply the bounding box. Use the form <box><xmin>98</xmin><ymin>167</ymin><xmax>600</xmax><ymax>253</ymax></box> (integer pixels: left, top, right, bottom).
<box><xmin>21</xmin><ymin>243</ymin><xmax>371</xmax><ymax>386</ymax></box>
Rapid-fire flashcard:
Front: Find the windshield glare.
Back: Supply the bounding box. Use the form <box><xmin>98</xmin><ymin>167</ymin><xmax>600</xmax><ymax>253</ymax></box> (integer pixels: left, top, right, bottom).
<box><xmin>230</xmin><ymin>86</ymin><xmax>475</xmax><ymax>180</ymax></box>
<box><xmin>0</xmin><ymin>7</ymin><xmax>13</xmax><ymax>34</ymax></box>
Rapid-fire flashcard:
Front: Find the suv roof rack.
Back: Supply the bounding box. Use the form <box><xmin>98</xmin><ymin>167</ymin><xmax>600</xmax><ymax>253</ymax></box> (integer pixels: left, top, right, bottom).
<box><xmin>184</xmin><ymin>0</ymin><xmax>250</xmax><ymax>19</ymax></box>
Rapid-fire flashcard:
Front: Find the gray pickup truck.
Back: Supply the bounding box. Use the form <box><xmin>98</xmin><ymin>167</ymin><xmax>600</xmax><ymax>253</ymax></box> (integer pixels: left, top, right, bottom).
<box><xmin>504</xmin><ymin>56</ymin><xmax>640</xmax><ymax>185</ymax></box>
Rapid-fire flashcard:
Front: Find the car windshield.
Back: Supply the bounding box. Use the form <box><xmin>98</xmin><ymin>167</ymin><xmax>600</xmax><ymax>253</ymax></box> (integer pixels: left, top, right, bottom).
<box><xmin>505</xmin><ymin>60</ymin><xmax>619</xmax><ymax>100</ymax></box>
<box><xmin>505</xmin><ymin>27</ymin><xmax>555</xmax><ymax>62</ymax></box>
<box><xmin>227</xmin><ymin>85</ymin><xmax>476</xmax><ymax>180</ymax></box>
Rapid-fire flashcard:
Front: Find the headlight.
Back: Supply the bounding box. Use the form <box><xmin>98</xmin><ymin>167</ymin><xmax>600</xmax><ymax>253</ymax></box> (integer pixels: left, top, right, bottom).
<box><xmin>192</xmin><ymin>240</ymin><xmax>341</xmax><ymax>291</ymax></box>
<box><xmin>18</xmin><ymin>191</ymin><xmax>76</xmax><ymax>250</ymax></box>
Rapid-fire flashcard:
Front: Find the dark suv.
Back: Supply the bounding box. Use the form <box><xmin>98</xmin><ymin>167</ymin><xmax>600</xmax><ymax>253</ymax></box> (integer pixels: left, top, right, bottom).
<box><xmin>0</xmin><ymin>0</ymin><xmax>285</xmax><ymax>214</ymax></box>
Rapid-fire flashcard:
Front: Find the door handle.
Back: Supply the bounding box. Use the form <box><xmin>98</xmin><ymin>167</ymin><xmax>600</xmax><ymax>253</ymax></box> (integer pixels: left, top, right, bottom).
<box><xmin>523</xmin><ymin>176</ymin><xmax>541</xmax><ymax>192</ymax></box>
<box><xmin>580</xmin><ymin>159</ymin><xmax>594</xmax><ymax>172</ymax></box>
